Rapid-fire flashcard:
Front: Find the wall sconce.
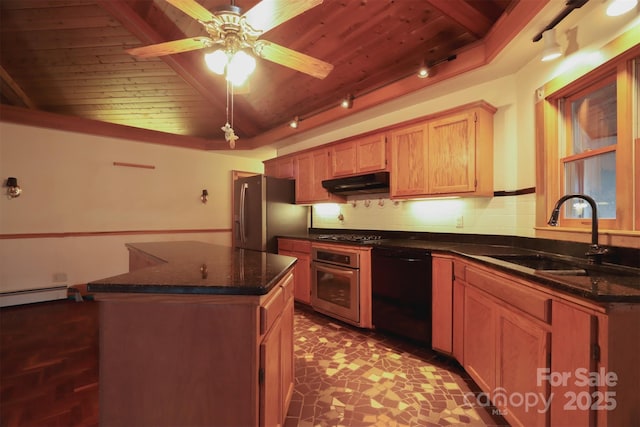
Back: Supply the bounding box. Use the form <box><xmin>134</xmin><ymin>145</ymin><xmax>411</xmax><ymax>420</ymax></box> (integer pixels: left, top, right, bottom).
<box><xmin>289</xmin><ymin>116</ymin><xmax>300</xmax><ymax>129</ymax></box>
<box><xmin>201</xmin><ymin>189</ymin><xmax>208</xmax><ymax>204</ymax></box>
<box><xmin>340</xmin><ymin>94</ymin><xmax>354</xmax><ymax>109</ymax></box>
<box><xmin>6</xmin><ymin>177</ymin><xmax>21</xmax><ymax>198</ymax></box>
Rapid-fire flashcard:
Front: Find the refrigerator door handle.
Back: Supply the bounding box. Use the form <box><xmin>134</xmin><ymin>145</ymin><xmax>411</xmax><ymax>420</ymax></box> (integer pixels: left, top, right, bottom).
<box><xmin>239</xmin><ymin>183</ymin><xmax>248</xmax><ymax>244</ymax></box>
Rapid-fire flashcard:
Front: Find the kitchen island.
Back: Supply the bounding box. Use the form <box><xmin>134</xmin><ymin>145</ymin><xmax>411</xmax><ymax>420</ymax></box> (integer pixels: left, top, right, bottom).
<box><xmin>87</xmin><ymin>241</ymin><xmax>296</xmax><ymax>427</ymax></box>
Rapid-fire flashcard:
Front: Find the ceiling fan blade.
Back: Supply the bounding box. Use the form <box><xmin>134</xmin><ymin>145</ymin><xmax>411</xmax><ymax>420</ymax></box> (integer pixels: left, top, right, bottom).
<box><xmin>166</xmin><ymin>0</ymin><xmax>215</xmax><ymax>22</ymax></box>
<box><xmin>243</xmin><ymin>0</ymin><xmax>323</xmax><ymax>34</ymax></box>
<box><xmin>255</xmin><ymin>40</ymin><xmax>333</xmax><ymax>79</ymax></box>
<box><xmin>127</xmin><ymin>37</ymin><xmax>213</xmax><ymax>58</ymax></box>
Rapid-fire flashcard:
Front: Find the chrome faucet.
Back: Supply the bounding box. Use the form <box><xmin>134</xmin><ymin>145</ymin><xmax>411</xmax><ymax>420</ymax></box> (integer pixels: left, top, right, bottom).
<box><xmin>547</xmin><ymin>194</ymin><xmax>609</xmax><ymax>264</ymax></box>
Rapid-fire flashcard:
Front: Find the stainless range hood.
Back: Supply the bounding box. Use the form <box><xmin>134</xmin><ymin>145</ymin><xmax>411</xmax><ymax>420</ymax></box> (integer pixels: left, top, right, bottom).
<box><xmin>321</xmin><ymin>172</ymin><xmax>390</xmax><ymax>195</ymax></box>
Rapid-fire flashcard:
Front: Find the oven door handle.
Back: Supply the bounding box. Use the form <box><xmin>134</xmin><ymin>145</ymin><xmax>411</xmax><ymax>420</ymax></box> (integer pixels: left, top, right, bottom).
<box><xmin>314</xmin><ymin>263</ymin><xmax>356</xmax><ymax>275</ymax></box>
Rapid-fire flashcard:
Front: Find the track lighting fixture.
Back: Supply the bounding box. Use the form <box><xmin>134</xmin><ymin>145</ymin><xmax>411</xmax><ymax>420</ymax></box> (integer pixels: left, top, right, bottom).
<box><xmin>606</xmin><ymin>0</ymin><xmax>638</xmax><ymax>16</ymax></box>
<box><xmin>541</xmin><ymin>29</ymin><xmax>562</xmax><ymax>61</ymax></box>
<box><xmin>289</xmin><ymin>116</ymin><xmax>300</xmax><ymax>129</ymax></box>
<box><xmin>341</xmin><ymin>94</ymin><xmax>354</xmax><ymax>109</ymax></box>
<box><xmin>416</xmin><ymin>55</ymin><xmax>455</xmax><ymax>79</ymax></box>
<box><xmin>417</xmin><ymin>63</ymin><xmax>430</xmax><ymax>78</ymax></box>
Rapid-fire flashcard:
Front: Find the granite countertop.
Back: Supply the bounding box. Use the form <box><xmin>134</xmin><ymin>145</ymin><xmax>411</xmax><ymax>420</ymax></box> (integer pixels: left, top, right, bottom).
<box><xmin>87</xmin><ymin>241</ymin><xmax>296</xmax><ymax>296</ymax></box>
<box><xmin>295</xmin><ymin>234</ymin><xmax>640</xmax><ymax>303</ymax></box>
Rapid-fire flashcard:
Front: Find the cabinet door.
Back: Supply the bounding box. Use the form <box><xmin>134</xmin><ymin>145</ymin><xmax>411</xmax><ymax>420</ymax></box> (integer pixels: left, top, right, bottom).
<box><xmin>331</xmin><ymin>141</ymin><xmax>358</xmax><ymax>177</ymax></box>
<box><xmin>390</xmin><ymin>123</ymin><xmax>428</xmax><ymax>197</ymax></box>
<box><xmin>432</xmin><ymin>256</ymin><xmax>453</xmax><ymax>354</ymax></box>
<box><xmin>427</xmin><ymin>111</ymin><xmax>476</xmax><ymax>194</ymax></box>
<box><xmin>281</xmin><ymin>297</ymin><xmax>294</xmax><ymax>415</ymax></box>
<box><xmin>497</xmin><ymin>308</ymin><xmax>550</xmax><ymax>427</ymax></box>
<box><xmin>311</xmin><ymin>149</ymin><xmax>331</xmax><ymax>200</ymax></box>
<box><xmin>464</xmin><ymin>285</ymin><xmax>497</xmax><ymax>392</ymax></box>
<box><xmin>452</xmin><ymin>278</ymin><xmax>465</xmax><ymax>362</ymax></box>
<box><xmin>260</xmin><ymin>314</ymin><xmax>283</xmax><ymax>427</ymax></box>
<box><xmin>356</xmin><ymin>134</ymin><xmax>387</xmax><ymax>172</ymax></box>
<box><xmin>294</xmin><ymin>252</ymin><xmax>311</xmax><ymax>304</ymax></box>
<box><xmin>295</xmin><ymin>153</ymin><xmax>314</xmax><ymax>203</ymax></box>
<box><xmin>550</xmin><ymin>301</ymin><xmax>596</xmax><ymax>427</ymax></box>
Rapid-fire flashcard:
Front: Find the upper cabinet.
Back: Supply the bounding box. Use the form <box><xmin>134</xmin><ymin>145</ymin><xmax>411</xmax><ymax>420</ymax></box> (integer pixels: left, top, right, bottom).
<box><xmin>390</xmin><ymin>102</ymin><xmax>495</xmax><ymax>198</ymax></box>
<box><xmin>389</xmin><ymin>123</ymin><xmax>429</xmax><ymax>197</ymax></box>
<box><xmin>264</xmin><ymin>156</ymin><xmax>295</xmax><ymax>179</ymax></box>
<box><xmin>330</xmin><ymin>133</ymin><xmax>387</xmax><ymax>177</ymax></box>
<box><xmin>264</xmin><ymin>100</ymin><xmax>495</xmax><ymax>202</ymax></box>
<box><xmin>295</xmin><ymin>148</ymin><xmax>344</xmax><ymax>204</ymax></box>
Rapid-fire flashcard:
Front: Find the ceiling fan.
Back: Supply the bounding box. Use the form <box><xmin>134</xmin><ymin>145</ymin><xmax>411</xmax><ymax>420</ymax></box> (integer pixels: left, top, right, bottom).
<box><xmin>127</xmin><ymin>0</ymin><xmax>334</xmax><ymax>80</ymax></box>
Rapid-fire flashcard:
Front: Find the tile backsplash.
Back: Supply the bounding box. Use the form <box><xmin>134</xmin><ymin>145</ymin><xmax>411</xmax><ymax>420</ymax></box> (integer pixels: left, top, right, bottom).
<box><xmin>312</xmin><ymin>193</ymin><xmax>536</xmax><ymax>238</ymax></box>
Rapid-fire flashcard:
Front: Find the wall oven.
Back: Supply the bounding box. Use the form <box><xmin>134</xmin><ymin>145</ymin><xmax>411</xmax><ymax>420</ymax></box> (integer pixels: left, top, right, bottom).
<box><xmin>311</xmin><ymin>246</ymin><xmax>360</xmax><ymax>325</ymax></box>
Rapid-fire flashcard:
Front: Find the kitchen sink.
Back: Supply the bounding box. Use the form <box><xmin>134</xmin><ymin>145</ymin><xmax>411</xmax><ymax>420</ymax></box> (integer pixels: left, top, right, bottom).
<box><xmin>489</xmin><ymin>254</ymin><xmax>640</xmax><ymax>278</ymax></box>
<box><xmin>489</xmin><ymin>254</ymin><xmax>587</xmax><ymax>274</ymax></box>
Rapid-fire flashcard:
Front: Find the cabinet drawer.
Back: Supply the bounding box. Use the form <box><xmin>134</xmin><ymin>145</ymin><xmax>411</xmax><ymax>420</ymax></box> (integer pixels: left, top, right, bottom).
<box><xmin>278</xmin><ymin>239</ymin><xmax>295</xmax><ymax>251</ymax></box>
<box><xmin>279</xmin><ymin>239</ymin><xmax>311</xmax><ymax>253</ymax></box>
<box><xmin>292</xmin><ymin>240</ymin><xmax>311</xmax><ymax>253</ymax></box>
<box><xmin>261</xmin><ymin>286</ymin><xmax>284</xmax><ymax>335</ymax></box>
<box><xmin>466</xmin><ymin>266</ymin><xmax>551</xmax><ymax>323</ymax></box>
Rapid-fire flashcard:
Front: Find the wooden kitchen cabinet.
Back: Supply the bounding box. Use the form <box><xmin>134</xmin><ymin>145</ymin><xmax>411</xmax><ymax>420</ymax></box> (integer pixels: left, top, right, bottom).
<box><xmin>330</xmin><ymin>133</ymin><xmax>387</xmax><ymax>177</ymax></box>
<box><xmin>427</xmin><ymin>110</ymin><xmax>476</xmax><ymax>194</ymax></box>
<box><xmin>260</xmin><ymin>274</ymin><xmax>294</xmax><ymax>427</ymax></box>
<box><xmin>295</xmin><ymin>148</ymin><xmax>344</xmax><ymax>204</ymax></box>
<box><xmin>278</xmin><ymin>238</ymin><xmax>312</xmax><ymax>304</ymax></box>
<box><xmin>264</xmin><ymin>156</ymin><xmax>295</xmax><ymax>179</ymax></box>
<box><xmin>390</xmin><ymin>101</ymin><xmax>495</xmax><ymax>198</ymax></box>
<box><xmin>97</xmin><ymin>260</ymin><xmax>295</xmax><ymax>427</ymax></box>
<box><xmin>433</xmin><ymin>256</ymin><xmax>638</xmax><ymax>427</ymax></box>
<box><xmin>463</xmin><ymin>284</ymin><xmax>498</xmax><ymax>392</ymax></box>
<box><xmin>389</xmin><ymin>122</ymin><xmax>429</xmax><ymax>197</ymax></box>
<box><xmin>497</xmin><ymin>306</ymin><xmax>550</xmax><ymax>427</ymax></box>
<box><xmin>463</xmin><ymin>263</ymin><xmax>551</xmax><ymax>427</ymax></box>
<box><xmin>432</xmin><ymin>255</ymin><xmax>454</xmax><ymax>354</ymax></box>
<box><xmin>550</xmin><ymin>300</ymin><xmax>595</xmax><ymax>427</ymax></box>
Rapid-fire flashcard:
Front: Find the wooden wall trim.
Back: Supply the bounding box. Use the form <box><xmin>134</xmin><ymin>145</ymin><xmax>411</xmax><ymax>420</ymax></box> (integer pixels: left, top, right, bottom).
<box><xmin>0</xmin><ymin>228</ymin><xmax>231</xmax><ymax>240</ymax></box>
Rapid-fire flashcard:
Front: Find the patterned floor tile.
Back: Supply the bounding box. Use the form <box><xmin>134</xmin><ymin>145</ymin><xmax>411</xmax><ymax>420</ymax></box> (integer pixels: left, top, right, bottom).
<box><xmin>287</xmin><ymin>305</ymin><xmax>509</xmax><ymax>427</ymax></box>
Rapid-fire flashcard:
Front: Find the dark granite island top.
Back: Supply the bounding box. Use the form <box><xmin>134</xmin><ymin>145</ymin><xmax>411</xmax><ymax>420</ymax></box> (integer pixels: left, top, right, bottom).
<box><xmin>87</xmin><ymin>241</ymin><xmax>297</xmax><ymax>296</ymax></box>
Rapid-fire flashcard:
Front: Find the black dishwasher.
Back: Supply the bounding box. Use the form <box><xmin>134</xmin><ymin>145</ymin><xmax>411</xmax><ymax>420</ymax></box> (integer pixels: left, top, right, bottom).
<box><xmin>371</xmin><ymin>246</ymin><xmax>432</xmax><ymax>345</ymax></box>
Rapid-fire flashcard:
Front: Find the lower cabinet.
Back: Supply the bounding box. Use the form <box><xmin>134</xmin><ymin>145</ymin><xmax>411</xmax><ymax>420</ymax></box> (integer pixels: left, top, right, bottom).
<box><xmin>433</xmin><ymin>257</ymin><xmax>639</xmax><ymax>427</ymax></box>
<box><xmin>260</xmin><ymin>281</ymin><xmax>294</xmax><ymax>427</ymax></box>
<box><xmin>463</xmin><ymin>271</ymin><xmax>551</xmax><ymax>427</ymax></box>
<box><xmin>96</xmin><ymin>266</ymin><xmax>294</xmax><ymax>427</ymax></box>
<box><xmin>278</xmin><ymin>238</ymin><xmax>312</xmax><ymax>304</ymax></box>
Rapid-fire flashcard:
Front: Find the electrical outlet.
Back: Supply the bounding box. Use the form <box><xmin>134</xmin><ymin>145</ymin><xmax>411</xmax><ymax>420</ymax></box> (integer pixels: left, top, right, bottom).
<box><xmin>456</xmin><ymin>216</ymin><xmax>464</xmax><ymax>228</ymax></box>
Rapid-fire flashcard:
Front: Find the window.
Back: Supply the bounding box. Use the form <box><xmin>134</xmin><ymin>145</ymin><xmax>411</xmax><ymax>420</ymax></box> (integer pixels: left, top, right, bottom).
<box><xmin>536</xmin><ymin>43</ymin><xmax>639</xmax><ymax>237</ymax></box>
<box><xmin>562</xmin><ymin>78</ymin><xmax>617</xmax><ymax>221</ymax></box>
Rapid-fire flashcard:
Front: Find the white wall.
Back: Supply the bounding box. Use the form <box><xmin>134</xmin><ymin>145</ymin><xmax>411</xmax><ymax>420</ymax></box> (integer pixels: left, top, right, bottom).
<box><xmin>280</xmin><ymin>2</ymin><xmax>639</xmax><ymax>238</ymax></box>
<box><xmin>0</xmin><ymin>122</ymin><xmax>268</xmax><ymax>292</ymax></box>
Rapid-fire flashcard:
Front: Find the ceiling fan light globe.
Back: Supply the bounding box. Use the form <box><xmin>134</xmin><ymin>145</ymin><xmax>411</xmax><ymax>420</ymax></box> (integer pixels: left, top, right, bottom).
<box><xmin>229</xmin><ymin>51</ymin><xmax>257</xmax><ymax>75</ymax></box>
<box><xmin>204</xmin><ymin>49</ymin><xmax>228</xmax><ymax>74</ymax></box>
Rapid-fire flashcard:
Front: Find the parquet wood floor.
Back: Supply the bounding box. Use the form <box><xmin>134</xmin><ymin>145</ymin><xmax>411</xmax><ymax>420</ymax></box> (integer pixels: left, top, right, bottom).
<box><xmin>1</xmin><ymin>300</ymin><xmax>99</xmax><ymax>427</ymax></box>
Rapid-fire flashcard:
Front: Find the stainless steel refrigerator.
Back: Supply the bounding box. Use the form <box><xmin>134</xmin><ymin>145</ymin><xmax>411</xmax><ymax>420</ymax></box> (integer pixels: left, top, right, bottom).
<box><xmin>233</xmin><ymin>175</ymin><xmax>308</xmax><ymax>253</ymax></box>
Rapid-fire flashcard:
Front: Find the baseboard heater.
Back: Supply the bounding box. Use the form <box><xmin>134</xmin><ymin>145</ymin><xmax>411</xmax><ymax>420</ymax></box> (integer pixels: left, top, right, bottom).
<box><xmin>0</xmin><ymin>285</ymin><xmax>68</xmax><ymax>307</ymax></box>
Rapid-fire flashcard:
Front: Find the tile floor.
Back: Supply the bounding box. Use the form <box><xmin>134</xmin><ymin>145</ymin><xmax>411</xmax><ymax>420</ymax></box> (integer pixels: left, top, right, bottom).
<box><xmin>286</xmin><ymin>305</ymin><xmax>508</xmax><ymax>427</ymax></box>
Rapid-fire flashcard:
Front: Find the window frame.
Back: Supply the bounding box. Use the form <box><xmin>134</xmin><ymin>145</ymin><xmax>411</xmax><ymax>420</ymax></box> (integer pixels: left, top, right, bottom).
<box><xmin>560</xmin><ymin>73</ymin><xmax>618</xmax><ymax>229</ymax></box>
<box><xmin>535</xmin><ymin>41</ymin><xmax>639</xmax><ymax>242</ymax></box>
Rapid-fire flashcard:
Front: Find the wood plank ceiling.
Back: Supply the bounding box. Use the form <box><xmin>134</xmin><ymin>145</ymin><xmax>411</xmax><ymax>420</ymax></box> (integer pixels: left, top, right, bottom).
<box><xmin>0</xmin><ymin>0</ymin><xmax>541</xmax><ymax>150</ymax></box>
